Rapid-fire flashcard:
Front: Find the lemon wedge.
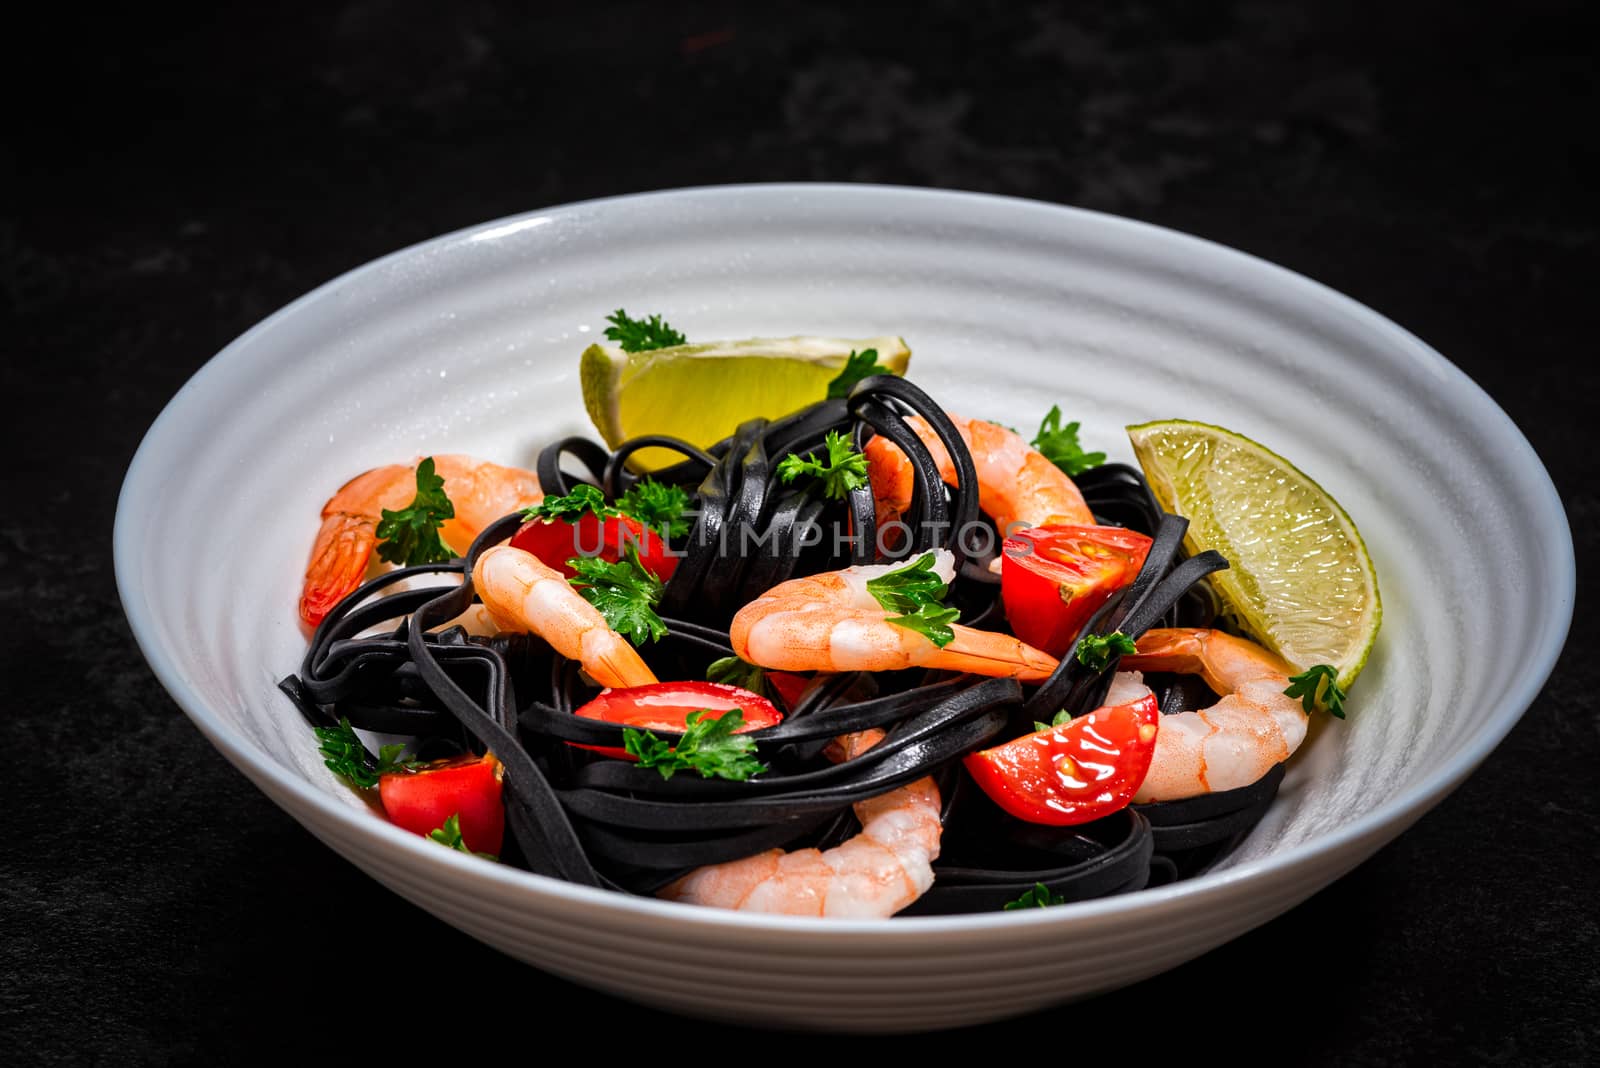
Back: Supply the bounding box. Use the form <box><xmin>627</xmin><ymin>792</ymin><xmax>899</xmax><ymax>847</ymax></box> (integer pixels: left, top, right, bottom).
<box><xmin>1127</xmin><ymin>419</ymin><xmax>1381</xmax><ymax>689</ymax></box>
<box><xmin>581</xmin><ymin>336</ymin><xmax>910</xmax><ymax>468</ymax></box>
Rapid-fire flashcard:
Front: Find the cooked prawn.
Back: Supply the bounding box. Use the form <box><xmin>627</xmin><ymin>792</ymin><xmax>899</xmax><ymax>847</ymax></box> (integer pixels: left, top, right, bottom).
<box><xmin>729</xmin><ymin>549</ymin><xmax>1057</xmax><ymax>680</ymax></box>
<box><xmin>658</xmin><ymin>729</ymin><xmax>942</xmax><ymax>916</ymax></box>
<box><xmin>299</xmin><ymin>454</ymin><xmax>542</xmax><ymax>625</ymax></box>
<box><xmin>1121</xmin><ymin>627</ymin><xmax>1307</xmax><ymax>803</ymax></box>
<box><xmin>471</xmin><ymin>543</ymin><xmax>657</xmax><ymax>689</ymax></box>
<box><xmin>863</xmin><ymin>413</ymin><xmax>1094</xmax><ymax>539</ymax></box>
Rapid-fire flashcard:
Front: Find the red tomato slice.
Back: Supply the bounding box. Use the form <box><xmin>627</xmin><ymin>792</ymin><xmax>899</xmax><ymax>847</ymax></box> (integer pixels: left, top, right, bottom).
<box><xmin>766</xmin><ymin>671</ymin><xmax>811</xmax><ymax>711</ymax></box>
<box><xmin>510</xmin><ymin>513</ymin><xmax>678</xmax><ymax>580</ymax></box>
<box><xmin>1001</xmin><ymin>525</ymin><xmax>1152</xmax><ymax>655</ymax></box>
<box><xmin>378</xmin><ymin>753</ymin><xmax>505</xmax><ymax>855</ymax></box>
<box><xmin>573</xmin><ymin>681</ymin><xmax>783</xmax><ymax>759</ymax></box>
<box><xmin>963</xmin><ymin>692</ymin><xmax>1159</xmax><ymax>826</ymax></box>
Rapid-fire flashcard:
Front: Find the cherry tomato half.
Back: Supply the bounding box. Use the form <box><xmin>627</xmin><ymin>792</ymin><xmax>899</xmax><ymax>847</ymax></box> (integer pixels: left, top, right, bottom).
<box><xmin>572</xmin><ymin>681</ymin><xmax>783</xmax><ymax>759</ymax></box>
<box><xmin>1001</xmin><ymin>525</ymin><xmax>1152</xmax><ymax>655</ymax></box>
<box><xmin>765</xmin><ymin>671</ymin><xmax>811</xmax><ymax>712</ymax></box>
<box><xmin>963</xmin><ymin>692</ymin><xmax>1159</xmax><ymax>825</ymax></box>
<box><xmin>510</xmin><ymin>513</ymin><xmax>678</xmax><ymax>581</ymax></box>
<box><xmin>378</xmin><ymin>753</ymin><xmax>505</xmax><ymax>855</ymax></box>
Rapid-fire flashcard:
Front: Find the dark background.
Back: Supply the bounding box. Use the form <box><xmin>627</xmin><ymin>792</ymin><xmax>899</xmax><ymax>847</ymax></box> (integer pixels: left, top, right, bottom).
<box><xmin>5</xmin><ymin>2</ymin><xmax>1596</xmax><ymax>1063</ymax></box>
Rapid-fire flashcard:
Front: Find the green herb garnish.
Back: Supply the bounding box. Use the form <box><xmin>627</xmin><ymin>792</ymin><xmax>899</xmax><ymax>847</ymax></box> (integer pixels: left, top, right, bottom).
<box><xmin>522</xmin><ymin>484</ymin><xmax>610</xmax><ymax>524</ymax></box>
<box><xmin>825</xmin><ymin>348</ymin><xmax>885</xmax><ymax>399</ymax></box>
<box><xmin>615</xmin><ymin>478</ymin><xmax>692</xmax><ymax>538</ymax></box>
<box><xmin>1074</xmin><ymin>631</ymin><xmax>1137</xmax><ymax>672</ymax></box>
<box><xmin>1031</xmin><ymin>406</ymin><xmax>1107</xmax><ymax>477</ymax></box>
<box><xmin>883</xmin><ymin>603</ymin><xmax>961</xmax><ymax>647</ymax></box>
<box><xmin>776</xmin><ymin>430</ymin><xmax>869</xmax><ymax>500</ymax></box>
<box><xmin>1003</xmin><ymin>882</ymin><xmax>1067</xmax><ymax>910</ymax></box>
<box><xmin>706</xmin><ymin>655</ymin><xmax>767</xmax><ymax>696</ymax></box>
<box><xmin>427</xmin><ymin>813</ymin><xmax>498</xmax><ymax>860</ymax></box>
<box><xmin>1032</xmin><ymin>709</ymin><xmax>1073</xmax><ymax>733</ymax></box>
<box><xmin>312</xmin><ymin>718</ymin><xmax>418</xmax><ymax>789</ymax></box>
<box><xmin>865</xmin><ymin>551</ymin><xmax>960</xmax><ymax>648</ymax></box>
<box><xmin>604</xmin><ymin>309</ymin><xmax>686</xmax><ymax>353</ymax></box>
<box><xmin>1284</xmin><ymin>664</ymin><xmax>1348</xmax><ymax>719</ymax></box>
<box><xmin>374</xmin><ymin>457</ymin><xmax>456</xmax><ymax>566</ymax></box>
<box><xmin>524</xmin><ymin>479</ymin><xmax>688</xmax><ymax>540</ymax></box>
<box><xmin>866</xmin><ymin>551</ymin><xmax>948</xmax><ymax>612</ymax></box>
<box><xmin>567</xmin><ymin>550</ymin><xmax>668</xmax><ymax>644</ymax></box>
<box><xmin>623</xmin><ymin>709</ymin><xmax>767</xmax><ymax>781</ymax></box>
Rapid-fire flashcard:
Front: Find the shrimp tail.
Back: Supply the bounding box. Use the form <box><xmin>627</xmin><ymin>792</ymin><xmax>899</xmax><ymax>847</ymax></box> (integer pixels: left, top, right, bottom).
<box><xmin>931</xmin><ymin>625</ymin><xmax>1058</xmax><ymax>682</ymax></box>
<box><xmin>300</xmin><ymin>512</ymin><xmax>377</xmax><ymax>626</ymax></box>
<box><xmin>581</xmin><ymin>632</ymin><xmax>659</xmax><ymax>689</ymax></box>
<box><xmin>472</xmin><ymin>544</ymin><xmax>660</xmax><ymax>690</ymax></box>
<box><xmin>1118</xmin><ymin>628</ymin><xmax>1208</xmax><ymax>671</ymax></box>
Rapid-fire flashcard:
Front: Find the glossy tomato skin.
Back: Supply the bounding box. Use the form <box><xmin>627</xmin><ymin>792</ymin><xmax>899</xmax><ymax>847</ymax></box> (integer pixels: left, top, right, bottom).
<box><xmin>765</xmin><ymin>671</ymin><xmax>811</xmax><ymax>712</ymax></box>
<box><xmin>378</xmin><ymin>753</ymin><xmax>505</xmax><ymax>855</ymax></box>
<box><xmin>963</xmin><ymin>692</ymin><xmax>1159</xmax><ymax>826</ymax></box>
<box><xmin>1001</xmin><ymin>525</ymin><xmax>1152</xmax><ymax>655</ymax></box>
<box><xmin>573</xmin><ymin>681</ymin><xmax>782</xmax><ymax>759</ymax></box>
<box><xmin>509</xmin><ymin>514</ymin><xmax>678</xmax><ymax>580</ymax></box>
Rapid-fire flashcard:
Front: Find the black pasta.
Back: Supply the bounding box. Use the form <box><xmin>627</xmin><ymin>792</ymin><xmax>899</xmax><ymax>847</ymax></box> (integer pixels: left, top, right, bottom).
<box><xmin>281</xmin><ymin>375</ymin><xmax>1283</xmax><ymax>910</ymax></box>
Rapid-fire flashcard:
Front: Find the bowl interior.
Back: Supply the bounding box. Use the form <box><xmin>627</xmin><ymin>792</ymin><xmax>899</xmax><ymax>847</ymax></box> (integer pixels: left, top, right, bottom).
<box><xmin>115</xmin><ymin>185</ymin><xmax>1572</xmax><ymax>1026</ymax></box>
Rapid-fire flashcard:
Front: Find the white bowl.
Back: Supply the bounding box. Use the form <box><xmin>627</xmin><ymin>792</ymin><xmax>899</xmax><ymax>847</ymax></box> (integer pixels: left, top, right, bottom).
<box><xmin>114</xmin><ymin>185</ymin><xmax>1573</xmax><ymax>1032</ymax></box>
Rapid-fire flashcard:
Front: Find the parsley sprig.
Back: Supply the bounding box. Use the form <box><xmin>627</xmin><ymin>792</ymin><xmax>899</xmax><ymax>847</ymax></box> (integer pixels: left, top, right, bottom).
<box><xmin>615</xmin><ymin>479</ymin><xmax>691</xmax><ymax>538</ymax></box>
<box><xmin>604</xmin><ymin>309</ymin><xmax>686</xmax><ymax>353</ymax></box>
<box><xmin>1284</xmin><ymin>664</ymin><xmax>1348</xmax><ymax>719</ymax></box>
<box><xmin>1074</xmin><ymin>631</ymin><xmax>1137</xmax><ymax>672</ymax></box>
<box><xmin>522</xmin><ymin>484</ymin><xmax>609</xmax><ymax>524</ymax></box>
<box><xmin>623</xmin><ymin>709</ymin><xmax>767</xmax><ymax>781</ymax></box>
<box><xmin>865</xmin><ymin>551</ymin><xmax>961</xmax><ymax>648</ymax></box>
<box><xmin>866</xmin><ymin>551</ymin><xmax>947</xmax><ymax>609</ymax></box>
<box><xmin>312</xmin><ymin>718</ymin><xmax>419</xmax><ymax>789</ymax></box>
<box><xmin>568</xmin><ymin>550</ymin><xmax>668</xmax><ymax>644</ymax></box>
<box><xmin>1031</xmin><ymin>407</ymin><xmax>1107</xmax><ymax>477</ymax></box>
<box><xmin>375</xmin><ymin>457</ymin><xmax>456</xmax><ymax>566</ymax></box>
<box><xmin>825</xmin><ymin>348</ymin><xmax>886</xmax><ymax>399</ymax></box>
<box><xmin>885</xmin><ymin>603</ymin><xmax>962</xmax><ymax>647</ymax></box>
<box><xmin>428</xmin><ymin>813</ymin><xmax>499</xmax><ymax>861</ymax></box>
<box><xmin>523</xmin><ymin>480</ymin><xmax>689</xmax><ymax>539</ymax></box>
<box><xmin>776</xmin><ymin>430</ymin><xmax>869</xmax><ymax>500</ymax></box>
<box><xmin>1003</xmin><ymin>882</ymin><xmax>1067</xmax><ymax>910</ymax></box>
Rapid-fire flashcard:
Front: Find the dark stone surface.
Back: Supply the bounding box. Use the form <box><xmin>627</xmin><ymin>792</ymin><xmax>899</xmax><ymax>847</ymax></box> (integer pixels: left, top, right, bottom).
<box><xmin>5</xmin><ymin>2</ymin><xmax>1595</xmax><ymax>1063</ymax></box>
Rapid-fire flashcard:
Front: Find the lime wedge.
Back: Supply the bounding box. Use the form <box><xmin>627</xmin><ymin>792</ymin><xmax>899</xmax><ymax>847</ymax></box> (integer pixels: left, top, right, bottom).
<box><xmin>1126</xmin><ymin>419</ymin><xmax>1381</xmax><ymax>689</ymax></box>
<box><xmin>581</xmin><ymin>336</ymin><xmax>910</xmax><ymax>468</ymax></box>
